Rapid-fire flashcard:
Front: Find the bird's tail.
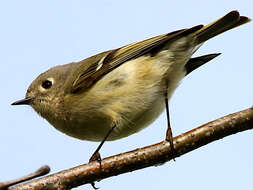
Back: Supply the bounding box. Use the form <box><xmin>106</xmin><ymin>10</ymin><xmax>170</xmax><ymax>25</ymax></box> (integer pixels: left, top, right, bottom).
<box><xmin>184</xmin><ymin>11</ymin><xmax>250</xmax><ymax>75</ymax></box>
<box><xmin>194</xmin><ymin>10</ymin><xmax>251</xmax><ymax>44</ymax></box>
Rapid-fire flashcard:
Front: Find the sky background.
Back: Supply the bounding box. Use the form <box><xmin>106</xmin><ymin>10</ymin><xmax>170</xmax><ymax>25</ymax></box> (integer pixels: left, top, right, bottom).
<box><xmin>1</xmin><ymin>1</ymin><xmax>252</xmax><ymax>189</ymax></box>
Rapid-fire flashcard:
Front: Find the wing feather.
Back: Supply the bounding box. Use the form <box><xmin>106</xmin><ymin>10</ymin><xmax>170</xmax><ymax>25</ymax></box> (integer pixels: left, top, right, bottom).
<box><xmin>71</xmin><ymin>25</ymin><xmax>203</xmax><ymax>93</ymax></box>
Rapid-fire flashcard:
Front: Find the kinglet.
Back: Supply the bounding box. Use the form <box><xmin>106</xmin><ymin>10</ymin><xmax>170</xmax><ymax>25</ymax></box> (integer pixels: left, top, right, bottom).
<box><xmin>12</xmin><ymin>11</ymin><xmax>250</xmax><ymax>161</ymax></box>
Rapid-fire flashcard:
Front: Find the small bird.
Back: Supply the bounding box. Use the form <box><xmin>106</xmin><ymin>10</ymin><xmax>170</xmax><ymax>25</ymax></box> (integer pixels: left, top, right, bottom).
<box><xmin>12</xmin><ymin>11</ymin><xmax>250</xmax><ymax>162</ymax></box>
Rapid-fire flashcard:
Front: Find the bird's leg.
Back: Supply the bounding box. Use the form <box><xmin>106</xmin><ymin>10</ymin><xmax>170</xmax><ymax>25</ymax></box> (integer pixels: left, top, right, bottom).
<box><xmin>164</xmin><ymin>83</ymin><xmax>176</xmax><ymax>158</ymax></box>
<box><xmin>89</xmin><ymin>125</ymin><xmax>116</xmax><ymax>164</ymax></box>
<box><xmin>90</xmin><ymin>182</ymin><xmax>99</xmax><ymax>190</ymax></box>
<box><xmin>89</xmin><ymin>125</ymin><xmax>116</xmax><ymax>189</ymax></box>
<box><xmin>164</xmin><ymin>99</ymin><xmax>175</xmax><ymax>150</ymax></box>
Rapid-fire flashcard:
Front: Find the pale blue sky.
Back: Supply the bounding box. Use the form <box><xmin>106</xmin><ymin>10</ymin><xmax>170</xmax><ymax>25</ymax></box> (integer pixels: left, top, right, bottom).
<box><xmin>1</xmin><ymin>1</ymin><xmax>252</xmax><ymax>189</ymax></box>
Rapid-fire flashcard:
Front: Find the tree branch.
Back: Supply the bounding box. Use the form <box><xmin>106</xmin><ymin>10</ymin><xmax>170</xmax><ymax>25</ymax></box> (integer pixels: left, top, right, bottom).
<box><xmin>5</xmin><ymin>107</ymin><xmax>253</xmax><ymax>190</ymax></box>
<box><xmin>0</xmin><ymin>165</ymin><xmax>50</xmax><ymax>190</ymax></box>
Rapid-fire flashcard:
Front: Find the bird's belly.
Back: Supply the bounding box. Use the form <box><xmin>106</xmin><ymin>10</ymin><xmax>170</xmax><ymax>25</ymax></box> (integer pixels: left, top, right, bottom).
<box><xmin>108</xmin><ymin>95</ymin><xmax>165</xmax><ymax>141</ymax></box>
<box><xmin>50</xmin><ymin>115</ymin><xmax>114</xmax><ymax>142</ymax></box>
<box><xmin>52</xmin><ymin>89</ymin><xmax>165</xmax><ymax>142</ymax></box>
<box><xmin>59</xmin><ymin>96</ymin><xmax>164</xmax><ymax>141</ymax></box>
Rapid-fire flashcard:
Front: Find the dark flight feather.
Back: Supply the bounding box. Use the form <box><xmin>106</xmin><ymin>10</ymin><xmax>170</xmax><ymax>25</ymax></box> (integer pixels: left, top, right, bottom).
<box><xmin>185</xmin><ymin>53</ymin><xmax>221</xmax><ymax>75</ymax></box>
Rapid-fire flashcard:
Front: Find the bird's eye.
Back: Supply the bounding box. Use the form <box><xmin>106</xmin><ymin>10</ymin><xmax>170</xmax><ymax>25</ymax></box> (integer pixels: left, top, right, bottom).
<box><xmin>42</xmin><ymin>80</ymin><xmax>52</xmax><ymax>89</ymax></box>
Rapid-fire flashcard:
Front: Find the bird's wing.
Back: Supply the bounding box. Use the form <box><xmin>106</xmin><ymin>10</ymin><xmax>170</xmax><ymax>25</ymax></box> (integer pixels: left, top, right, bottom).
<box><xmin>70</xmin><ymin>25</ymin><xmax>202</xmax><ymax>93</ymax></box>
<box><xmin>71</xmin><ymin>10</ymin><xmax>250</xmax><ymax>93</ymax></box>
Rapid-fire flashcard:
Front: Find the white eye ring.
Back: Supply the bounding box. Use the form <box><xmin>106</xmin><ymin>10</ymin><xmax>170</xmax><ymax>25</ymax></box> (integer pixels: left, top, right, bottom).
<box><xmin>39</xmin><ymin>78</ymin><xmax>54</xmax><ymax>91</ymax></box>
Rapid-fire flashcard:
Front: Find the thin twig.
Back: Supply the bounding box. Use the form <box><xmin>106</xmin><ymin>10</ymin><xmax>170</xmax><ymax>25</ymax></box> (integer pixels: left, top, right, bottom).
<box><xmin>0</xmin><ymin>165</ymin><xmax>50</xmax><ymax>190</ymax></box>
<box><xmin>6</xmin><ymin>107</ymin><xmax>253</xmax><ymax>190</ymax></box>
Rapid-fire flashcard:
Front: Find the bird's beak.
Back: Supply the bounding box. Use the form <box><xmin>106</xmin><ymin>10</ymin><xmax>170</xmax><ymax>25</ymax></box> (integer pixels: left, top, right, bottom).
<box><xmin>11</xmin><ymin>97</ymin><xmax>33</xmax><ymax>105</ymax></box>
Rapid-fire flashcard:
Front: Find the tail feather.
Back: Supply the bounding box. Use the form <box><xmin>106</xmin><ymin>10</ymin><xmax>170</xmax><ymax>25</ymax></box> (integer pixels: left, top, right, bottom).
<box><xmin>184</xmin><ymin>11</ymin><xmax>250</xmax><ymax>76</ymax></box>
<box><xmin>195</xmin><ymin>11</ymin><xmax>251</xmax><ymax>43</ymax></box>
